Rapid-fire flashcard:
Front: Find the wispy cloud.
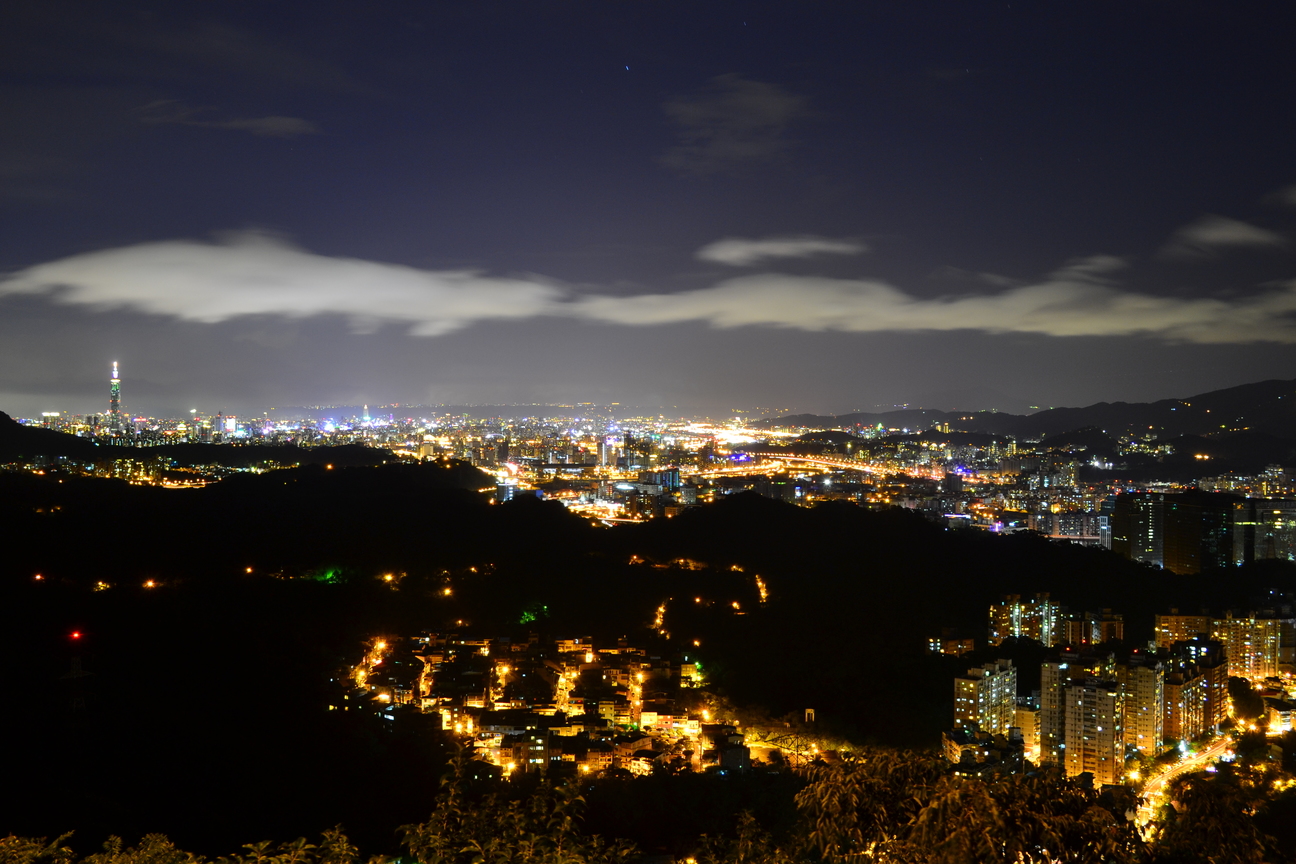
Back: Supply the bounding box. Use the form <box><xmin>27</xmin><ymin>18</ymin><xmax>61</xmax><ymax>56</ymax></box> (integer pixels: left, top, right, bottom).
<box><xmin>0</xmin><ymin>233</ymin><xmax>559</xmax><ymax>336</ymax></box>
<box><xmin>696</xmin><ymin>235</ymin><xmax>866</xmax><ymax>267</ymax></box>
<box><xmin>572</xmin><ymin>255</ymin><xmax>1296</xmax><ymax>343</ymax></box>
<box><xmin>661</xmin><ymin>75</ymin><xmax>807</xmax><ymax>175</ymax></box>
<box><xmin>1265</xmin><ymin>184</ymin><xmax>1296</xmax><ymax>208</ymax></box>
<box><xmin>1160</xmin><ymin>214</ymin><xmax>1287</xmax><ymax>259</ymax></box>
<box><xmin>139</xmin><ymin>100</ymin><xmax>321</xmax><ymax>138</ymax></box>
<box><xmin>7</xmin><ymin>238</ymin><xmax>1296</xmax><ymax>344</ymax></box>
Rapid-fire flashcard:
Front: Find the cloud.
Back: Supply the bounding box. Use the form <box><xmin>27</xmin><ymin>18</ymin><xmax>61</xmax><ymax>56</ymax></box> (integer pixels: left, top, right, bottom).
<box><xmin>571</xmin><ymin>255</ymin><xmax>1296</xmax><ymax>344</ymax></box>
<box><xmin>661</xmin><ymin>75</ymin><xmax>808</xmax><ymax>175</ymax></box>
<box><xmin>696</xmin><ymin>235</ymin><xmax>866</xmax><ymax>267</ymax></box>
<box><xmin>1265</xmin><ymin>184</ymin><xmax>1296</xmax><ymax>208</ymax></box>
<box><xmin>1160</xmin><ymin>214</ymin><xmax>1287</xmax><ymax>259</ymax></box>
<box><xmin>139</xmin><ymin>100</ymin><xmax>321</xmax><ymax>138</ymax></box>
<box><xmin>6</xmin><ymin>238</ymin><xmax>1296</xmax><ymax>345</ymax></box>
<box><xmin>0</xmin><ymin>233</ymin><xmax>561</xmax><ymax>336</ymax></box>
<box><xmin>196</xmin><ymin>115</ymin><xmax>321</xmax><ymax>137</ymax></box>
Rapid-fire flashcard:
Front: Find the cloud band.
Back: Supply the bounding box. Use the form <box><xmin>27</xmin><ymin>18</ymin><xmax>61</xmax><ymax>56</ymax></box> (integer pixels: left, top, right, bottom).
<box><xmin>4</xmin><ymin>236</ymin><xmax>1296</xmax><ymax>344</ymax></box>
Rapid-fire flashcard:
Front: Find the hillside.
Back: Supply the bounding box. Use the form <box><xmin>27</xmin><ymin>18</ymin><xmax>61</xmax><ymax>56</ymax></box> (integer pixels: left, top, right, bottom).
<box><xmin>763</xmin><ymin>377</ymin><xmax>1296</xmax><ymax>440</ymax></box>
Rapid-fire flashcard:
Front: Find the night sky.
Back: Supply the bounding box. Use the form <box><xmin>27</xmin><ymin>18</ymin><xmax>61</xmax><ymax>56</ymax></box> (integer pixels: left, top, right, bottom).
<box><xmin>3</xmin><ymin>2</ymin><xmax>1295</xmax><ymax>418</ymax></box>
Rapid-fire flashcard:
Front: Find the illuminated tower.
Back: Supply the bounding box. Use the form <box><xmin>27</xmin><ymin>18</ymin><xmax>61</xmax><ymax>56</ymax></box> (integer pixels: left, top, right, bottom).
<box><xmin>109</xmin><ymin>362</ymin><xmax>122</xmax><ymax>433</ymax></box>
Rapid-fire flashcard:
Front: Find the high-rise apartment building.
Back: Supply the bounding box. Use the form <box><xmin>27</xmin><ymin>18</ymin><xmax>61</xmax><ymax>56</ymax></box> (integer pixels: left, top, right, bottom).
<box><xmin>1064</xmin><ymin>609</ymin><xmax>1125</xmax><ymax>646</ymax></box>
<box><xmin>953</xmin><ymin>660</ymin><xmax>1017</xmax><ymax>736</ymax></box>
<box><xmin>1156</xmin><ymin>613</ymin><xmax>1213</xmax><ymax>647</ymax></box>
<box><xmin>1117</xmin><ymin>654</ymin><xmax>1164</xmax><ymax>754</ymax></box>
<box><xmin>1039</xmin><ymin>648</ymin><xmax>1115</xmax><ymax>766</ymax></box>
<box><xmin>1063</xmin><ymin>678</ymin><xmax>1124</xmax><ymax>786</ymax></box>
<box><xmin>1154</xmin><ymin>611</ymin><xmax>1212</xmax><ymax>650</ymax></box>
<box><xmin>989</xmin><ymin>593</ymin><xmax>1061</xmax><ymax>647</ymax></box>
<box><xmin>1163</xmin><ymin>640</ymin><xmax>1228</xmax><ymax>741</ymax></box>
<box><xmin>1014</xmin><ymin>704</ymin><xmax>1041</xmax><ymax>762</ymax></box>
<box><xmin>1212</xmin><ymin>613</ymin><xmax>1284</xmax><ymax>680</ymax></box>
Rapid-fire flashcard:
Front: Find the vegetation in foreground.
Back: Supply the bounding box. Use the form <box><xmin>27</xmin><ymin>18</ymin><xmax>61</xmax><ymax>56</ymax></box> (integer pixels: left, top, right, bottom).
<box><xmin>7</xmin><ymin>747</ymin><xmax>1296</xmax><ymax>864</ymax></box>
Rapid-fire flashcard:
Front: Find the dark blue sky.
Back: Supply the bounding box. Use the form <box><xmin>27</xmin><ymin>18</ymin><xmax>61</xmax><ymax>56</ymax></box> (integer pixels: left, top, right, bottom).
<box><xmin>3</xmin><ymin>2</ymin><xmax>1295</xmax><ymax>417</ymax></box>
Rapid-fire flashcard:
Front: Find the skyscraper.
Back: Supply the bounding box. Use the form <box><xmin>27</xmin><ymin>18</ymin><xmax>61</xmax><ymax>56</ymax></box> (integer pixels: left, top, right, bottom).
<box><xmin>1110</xmin><ymin>492</ymin><xmax>1163</xmax><ymax>567</ymax></box>
<box><xmin>109</xmin><ymin>361</ymin><xmax>122</xmax><ymax>434</ymax></box>
<box><xmin>1163</xmin><ymin>491</ymin><xmax>1237</xmax><ymax>574</ymax></box>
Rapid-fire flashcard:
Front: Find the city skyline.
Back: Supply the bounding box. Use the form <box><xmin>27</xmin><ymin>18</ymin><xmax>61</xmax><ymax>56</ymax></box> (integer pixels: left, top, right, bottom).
<box><xmin>3</xmin><ymin>4</ymin><xmax>1296</xmax><ymax>417</ymax></box>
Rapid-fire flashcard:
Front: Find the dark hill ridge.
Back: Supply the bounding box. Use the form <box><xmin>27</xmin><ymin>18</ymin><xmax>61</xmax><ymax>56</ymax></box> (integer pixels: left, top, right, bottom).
<box><xmin>6</xmin><ymin>471</ymin><xmax>1295</xmax><ymax>850</ymax></box>
<box><xmin>761</xmin><ymin>377</ymin><xmax>1296</xmax><ymax>440</ymax></box>
<box><xmin>0</xmin><ymin>410</ymin><xmax>100</xmax><ymax>460</ymax></box>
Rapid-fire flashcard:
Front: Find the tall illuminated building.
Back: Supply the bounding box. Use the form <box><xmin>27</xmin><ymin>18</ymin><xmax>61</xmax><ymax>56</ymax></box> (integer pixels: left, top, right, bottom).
<box><xmin>1063</xmin><ymin>678</ymin><xmax>1123</xmax><ymax>785</ymax></box>
<box><xmin>1212</xmin><ymin>613</ymin><xmax>1284</xmax><ymax>679</ymax></box>
<box><xmin>1110</xmin><ymin>491</ymin><xmax>1163</xmax><ymax>566</ymax></box>
<box><xmin>1039</xmin><ymin>647</ymin><xmax>1115</xmax><ymax>766</ymax></box>
<box><xmin>952</xmin><ymin>659</ymin><xmax>1017</xmax><ymax>736</ymax></box>
<box><xmin>989</xmin><ymin>593</ymin><xmax>1061</xmax><ymax>647</ymax></box>
<box><xmin>1117</xmin><ymin>654</ymin><xmax>1164</xmax><ymax>755</ymax></box>
<box><xmin>109</xmin><ymin>361</ymin><xmax>122</xmax><ymax>434</ymax></box>
<box><xmin>1163</xmin><ymin>640</ymin><xmax>1228</xmax><ymax>740</ymax></box>
<box><xmin>1154</xmin><ymin>611</ymin><xmax>1212</xmax><ymax>650</ymax></box>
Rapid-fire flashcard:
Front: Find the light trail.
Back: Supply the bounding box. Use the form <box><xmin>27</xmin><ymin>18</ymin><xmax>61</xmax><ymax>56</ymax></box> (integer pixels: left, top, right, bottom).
<box><xmin>1135</xmin><ymin>735</ymin><xmax>1233</xmax><ymax>831</ymax></box>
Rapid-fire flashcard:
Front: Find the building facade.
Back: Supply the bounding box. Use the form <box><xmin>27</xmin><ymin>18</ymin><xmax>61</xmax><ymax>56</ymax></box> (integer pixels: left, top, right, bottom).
<box><xmin>1118</xmin><ymin>655</ymin><xmax>1164</xmax><ymax>754</ymax></box>
<box><xmin>989</xmin><ymin>593</ymin><xmax>1061</xmax><ymax>647</ymax></box>
<box><xmin>953</xmin><ymin>660</ymin><xmax>1018</xmax><ymax>736</ymax></box>
<box><xmin>1212</xmin><ymin>614</ymin><xmax>1284</xmax><ymax>680</ymax></box>
<box><xmin>1063</xmin><ymin>678</ymin><xmax>1124</xmax><ymax>786</ymax></box>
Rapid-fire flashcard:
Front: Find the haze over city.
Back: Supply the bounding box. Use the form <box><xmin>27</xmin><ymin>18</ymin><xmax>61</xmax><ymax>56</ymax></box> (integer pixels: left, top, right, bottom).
<box><xmin>3</xmin><ymin>3</ymin><xmax>1296</xmax><ymax>418</ymax></box>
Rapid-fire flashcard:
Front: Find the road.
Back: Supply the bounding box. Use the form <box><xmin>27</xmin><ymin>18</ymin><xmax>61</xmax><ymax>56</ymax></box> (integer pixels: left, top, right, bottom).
<box><xmin>1135</xmin><ymin>735</ymin><xmax>1234</xmax><ymax>829</ymax></box>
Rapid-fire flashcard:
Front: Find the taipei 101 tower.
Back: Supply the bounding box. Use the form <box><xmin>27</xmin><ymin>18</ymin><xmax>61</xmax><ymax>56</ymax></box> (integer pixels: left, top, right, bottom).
<box><xmin>109</xmin><ymin>361</ymin><xmax>122</xmax><ymax>433</ymax></box>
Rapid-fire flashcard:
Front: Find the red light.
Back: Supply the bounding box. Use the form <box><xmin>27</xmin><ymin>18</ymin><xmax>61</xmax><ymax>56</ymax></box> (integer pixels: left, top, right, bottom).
<box><xmin>70</xmin><ymin>631</ymin><xmax>82</xmax><ymax>639</ymax></box>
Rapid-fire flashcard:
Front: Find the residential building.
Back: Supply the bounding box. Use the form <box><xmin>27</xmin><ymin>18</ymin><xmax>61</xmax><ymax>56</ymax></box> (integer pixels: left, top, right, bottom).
<box><xmin>1063</xmin><ymin>678</ymin><xmax>1124</xmax><ymax>786</ymax></box>
<box><xmin>1213</xmin><ymin>613</ymin><xmax>1284</xmax><ymax>680</ymax></box>
<box><xmin>1064</xmin><ymin>609</ymin><xmax>1125</xmax><ymax>646</ymax></box>
<box><xmin>953</xmin><ymin>660</ymin><xmax>1018</xmax><ymax>736</ymax></box>
<box><xmin>1039</xmin><ymin>648</ymin><xmax>1115</xmax><ymax>766</ymax></box>
<box><xmin>1154</xmin><ymin>612</ymin><xmax>1212</xmax><ymax>650</ymax></box>
<box><xmin>1163</xmin><ymin>639</ymin><xmax>1228</xmax><ymax>740</ymax></box>
<box><xmin>1117</xmin><ymin>654</ymin><xmax>1164</xmax><ymax>754</ymax></box>
<box><xmin>989</xmin><ymin>593</ymin><xmax>1061</xmax><ymax>647</ymax></box>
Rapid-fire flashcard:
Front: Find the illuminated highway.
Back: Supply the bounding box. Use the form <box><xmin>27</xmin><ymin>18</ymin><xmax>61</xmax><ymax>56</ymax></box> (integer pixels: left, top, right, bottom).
<box><xmin>745</xmin><ymin>451</ymin><xmax>885</xmax><ymax>474</ymax></box>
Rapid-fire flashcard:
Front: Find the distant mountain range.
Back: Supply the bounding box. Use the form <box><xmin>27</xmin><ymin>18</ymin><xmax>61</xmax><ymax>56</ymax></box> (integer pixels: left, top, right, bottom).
<box><xmin>762</xmin><ymin>378</ymin><xmax>1296</xmax><ymax>441</ymax></box>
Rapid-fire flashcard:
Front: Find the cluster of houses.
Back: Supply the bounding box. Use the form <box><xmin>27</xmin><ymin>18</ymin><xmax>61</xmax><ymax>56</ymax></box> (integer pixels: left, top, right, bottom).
<box><xmin>341</xmin><ymin>630</ymin><xmax>753</xmax><ymax>776</ymax></box>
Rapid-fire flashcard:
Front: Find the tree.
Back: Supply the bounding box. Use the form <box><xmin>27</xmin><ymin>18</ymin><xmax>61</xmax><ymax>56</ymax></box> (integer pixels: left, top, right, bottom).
<box><xmin>399</xmin><ymin>748</ymin><xmax>637</xmax><ymax>864</ymax></box>
<box><xmin>1151</xmin><ymin>764</ymin><xmax>1276</xmax><ymax>864</ymax></box>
